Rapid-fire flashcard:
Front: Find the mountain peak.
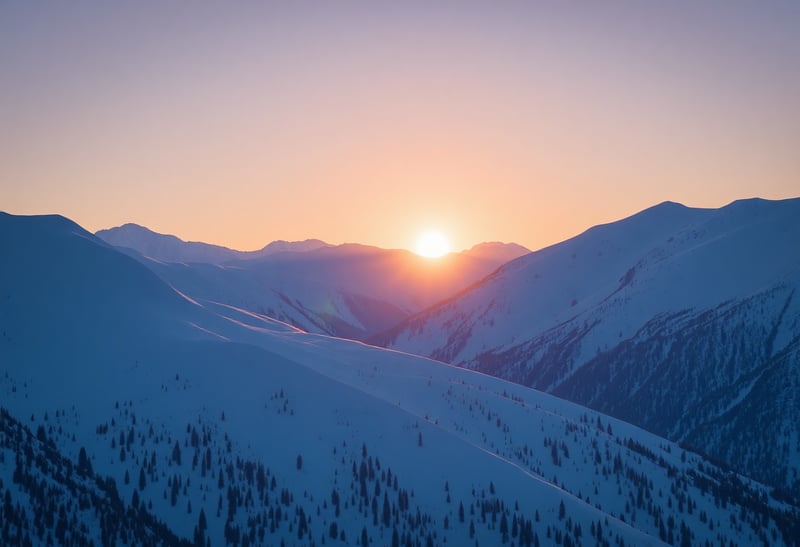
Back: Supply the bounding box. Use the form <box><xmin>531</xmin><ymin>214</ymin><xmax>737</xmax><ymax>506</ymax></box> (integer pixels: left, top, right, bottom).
<box><xmin>464</xmin><ymin>241</ymin><xmax>530</xmax><ymax>262</ymax></box>
<box><xmin>258</xmin><ymin>238</ymin><xmax>330</xmax><ymax>254</ymax></box>
<box><xmin>722</xmin><ymin>195</ymin><xmax>800</xmax><ymax>212</ymax></box>
<box><xmin>1</xmin><ymin>210</ymin><xmax>92</xmax><ymax>241</ymax></box>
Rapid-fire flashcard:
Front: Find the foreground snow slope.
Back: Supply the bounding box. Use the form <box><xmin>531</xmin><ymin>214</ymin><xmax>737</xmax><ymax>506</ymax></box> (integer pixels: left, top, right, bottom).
<box><xmin>1</xmin><ymin>211</ymin><xmax>798</xmax><ymax>546</ymax></box>
<box><xmin>381</xmin><ymin>198</ymin><xmax>800</xmax><ymax>495</ymax></box>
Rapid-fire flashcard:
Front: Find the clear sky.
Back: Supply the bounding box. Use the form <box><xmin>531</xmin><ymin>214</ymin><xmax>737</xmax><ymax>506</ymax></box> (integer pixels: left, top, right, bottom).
<box><xmin>2</xmin><ymin>1</ymin><xmax>798</xmax><ymax>252</ymax></box>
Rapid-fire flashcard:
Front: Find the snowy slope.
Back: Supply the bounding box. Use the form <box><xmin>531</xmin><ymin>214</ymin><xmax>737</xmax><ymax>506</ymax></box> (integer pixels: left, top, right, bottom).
<box><xmin>380</xmin><ymin>198</ymin><xmax>800</xmax><ymax>496</ymax></box>
<box><xmin>3</xmin><ymin>211</ymin><xmax>798</xmax><ymax>545</ymax></box>
<box><xmin>103</xmin><ymin>231</ymin><xmax>527</xmax><ymax>340</ymax></box>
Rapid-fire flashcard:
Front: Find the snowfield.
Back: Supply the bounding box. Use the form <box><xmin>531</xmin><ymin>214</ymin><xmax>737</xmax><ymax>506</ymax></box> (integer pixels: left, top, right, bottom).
<box><xmin>1</xmin><ymin>211</ymin><xmax>798</xmax><ymax>546</ymax></box>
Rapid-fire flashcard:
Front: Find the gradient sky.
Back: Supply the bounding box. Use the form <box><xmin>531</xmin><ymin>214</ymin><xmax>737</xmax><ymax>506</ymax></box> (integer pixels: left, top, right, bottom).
<box><xmin>2</xmin><ymin>1</ymin><xmax>798</xmax><ymax>252</ymax></box>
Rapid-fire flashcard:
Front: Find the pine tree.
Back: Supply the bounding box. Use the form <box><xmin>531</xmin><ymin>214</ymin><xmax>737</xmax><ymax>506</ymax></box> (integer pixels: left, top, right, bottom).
<box><xmin>382</xmin><ymin>492</ymin><xmax>391</xmax><ymax>527</ymax></box>
<box><xmin>172</xmin><ymin>441</ymin><xmax>182</xmax><ymax>465</ymax></box>
<box><xmin>77</xmin><ymin>446</ymin><xmax>93</xmax><ymax>476</ymax></box>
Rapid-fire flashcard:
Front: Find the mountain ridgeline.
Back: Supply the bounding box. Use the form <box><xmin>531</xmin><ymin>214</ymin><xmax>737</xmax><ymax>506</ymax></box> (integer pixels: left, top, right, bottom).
<box><xmin>95</xmin><ymin>222</ymin><xmax>331</xmax><ymax>263</ymax></box>
<box><xmin>96</xmin><ymin>224</ymin><xmax>529</xmax><ymax>340</ymax></box>
<box><xmin>377</xmin><ymin>198</ymin><xmax>800</xmax><ymax>497</ymax></box>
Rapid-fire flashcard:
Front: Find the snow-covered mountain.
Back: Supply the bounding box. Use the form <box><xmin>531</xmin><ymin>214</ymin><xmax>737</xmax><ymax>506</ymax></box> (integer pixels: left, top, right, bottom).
<box><xmin>379</xmin><ymin>198</ymin><xmax>800</xmax><ymax>497</ymax></box>
<box><xmin>465</xmin><ymin>241</ymin><xmax>532</xmax><ymax>264</ymax></box>
<box><xmin>96</xmin><ymin>222</ymin><xmax>330</xmax><ymax>263</ymax></box>
<box><xmin>3</xmin><ymin>211</ymin><xmax>797</xmax><ymax>545</ymax></box>
<box><xmin>97</xmin><ymin>224</ymin><xmax>528</xmax><ymax>340</ymax></box>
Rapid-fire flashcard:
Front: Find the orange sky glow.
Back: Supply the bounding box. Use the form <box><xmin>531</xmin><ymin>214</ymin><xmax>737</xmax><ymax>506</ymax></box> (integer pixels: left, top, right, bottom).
<box><xmin>1</xmin><ymin>2</ymin><xmax>798</xmax><ymax>253</ymax></box>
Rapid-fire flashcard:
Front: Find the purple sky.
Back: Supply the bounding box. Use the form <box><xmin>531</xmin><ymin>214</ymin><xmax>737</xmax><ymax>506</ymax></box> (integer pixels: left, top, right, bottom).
<box><xmin>2</xmin><ymin>1</ymin><xmax>798</xmax><ymax>252</ymax></box>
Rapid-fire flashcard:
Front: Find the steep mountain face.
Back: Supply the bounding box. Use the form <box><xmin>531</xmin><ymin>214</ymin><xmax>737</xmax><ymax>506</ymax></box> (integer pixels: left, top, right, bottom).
<box><xmin>98</xmin><ymin>224</ymin><xmax>526</xmax><ymax>340</ymax></box>
<box><xmin>96</xmin><ymin>222</ymin><xmax>330</xmax><ymax>263</ymax></box>
<box><xmin>3</xmin><ymin>211</ymin><xmax>797</xmax><ymax>546</ymax></box>
<box><xmin>380</xmin><ymin>198</ymin><xmax>800</xmax><ymax>495</ymax></box>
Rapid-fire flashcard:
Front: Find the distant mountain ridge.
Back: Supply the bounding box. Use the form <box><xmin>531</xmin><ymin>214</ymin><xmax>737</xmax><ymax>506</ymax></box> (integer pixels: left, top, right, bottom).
<box><xmin>95</xmin><ymin>223</ymin><xmax>529</xmax><ymax>339</ymax></box>
<box><xmin>465</xmin><ymin>241</ymin><xmax>532</xmax><ymax>263</ymax></box>
<box><xmin>378</xmin><ymin>197</ymin><xmax>800</xmax><ymax>495</ymax></box>
<box><xmin>96</xmin><ymin>223</ymin><xmax>529</xmax><ymax>265</ymax></box>
<box><xmin>95</xmin><ymin>222</ymin><xmax>330</xmax><ymax>263</ymax></box>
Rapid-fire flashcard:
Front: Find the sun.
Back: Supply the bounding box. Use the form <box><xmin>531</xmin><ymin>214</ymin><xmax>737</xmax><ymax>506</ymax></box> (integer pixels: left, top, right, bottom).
<box><xmin>415</xmin><ymin>230</ymin><xmax>451</xmax><ymax>258</ymax></box>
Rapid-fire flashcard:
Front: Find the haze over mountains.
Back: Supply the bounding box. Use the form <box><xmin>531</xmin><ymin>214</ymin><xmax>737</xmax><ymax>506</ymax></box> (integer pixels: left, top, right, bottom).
<box><xmin>95</xmin><ymin>224</ymin><xmax>529</xmax><ymax>340</ymax></box>
<box><xmin>378</xmin><ymin>198</ymin><xmax>800</xmax><ymax>498</ymax></box>
<box><xmin>3</xmin><ymin>210</ymin><xmax>799</xmax><ymax>546</ymax></box>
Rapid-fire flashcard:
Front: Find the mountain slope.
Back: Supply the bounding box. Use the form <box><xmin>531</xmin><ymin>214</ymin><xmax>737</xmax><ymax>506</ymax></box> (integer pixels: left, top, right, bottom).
<box><xmin>3</xmin><ymin>211</ymin><xmax>797</xmax><ymax>545</ymax></box>
<box><xmin>380</xmin><ymin>198</ymin><xmax>800</xmax><ymax>495</ymax></box>
<box><xmin>99</xmin><ymin>225</ymin><xmax>527</xmax><ymax>339</ymax></box>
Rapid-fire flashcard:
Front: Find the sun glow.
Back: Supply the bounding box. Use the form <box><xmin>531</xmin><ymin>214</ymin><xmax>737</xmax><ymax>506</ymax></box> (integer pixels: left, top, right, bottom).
<box><xmin>415</xmin><ymin>230</ymin><xmax>451</xmax><ymax>258</ymax></box>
